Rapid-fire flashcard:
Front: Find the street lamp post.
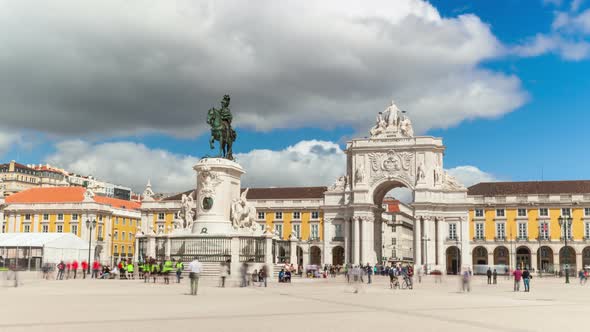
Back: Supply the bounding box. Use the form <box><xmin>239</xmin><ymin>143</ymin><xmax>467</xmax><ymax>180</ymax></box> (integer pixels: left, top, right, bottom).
<box><xmin>558</xmin><ymin>215</ymin><xmax>572</xmax><ymax>284</ymax></box>
<box><xmin>86</xmin><ymin>218</ymin><xmax>97</xmax><ymax>274</ymax></box>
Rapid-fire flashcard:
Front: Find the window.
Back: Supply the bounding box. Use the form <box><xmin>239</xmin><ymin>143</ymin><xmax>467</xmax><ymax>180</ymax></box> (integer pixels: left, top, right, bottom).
<box><xmin>57</xmin><ymin>213</ymin><xmax>64</xmax><ymax>221</ymax></box>
<box><xmin>585</xmin><ymin>208</ymin><xmax>590</xmax><ymax>217</ymax></box>
<box><xmin>274</xmin><ymin>224</ymin><xmax>283</xmax><ymax>238</ymax></box>
<box><xmin>275</xmin><ymin>212</ymin><xmax>283</xmax><ymax>220</ymax></box>
<box><xmin>98</xmin><ymin>225</ymin><xmax>103</xmax><ymax>238</ymax></box>
<box><xmin>292</xmin><ymin>224</ymin><xmax>301</xmax><ymax>238</ymax></box>
<box><xmin>122</xmin><ymin>218</ymin><xmax>126</xmax><ymax>226</ymax></box>
<box><xmin>562</xmin><ymin>208</ymin><xmax>571</xmax><ymax>217</ymax></box>
<box><xmin>392</xmin><ymin>238</ymin><xmax>397</xmax><ymax>246</ymax></box>
<box><xmin>562</xmin><ymin>222</ymin><xmax>572</xmax><ymax>239</ymax></box>
<box><xmin>24</xmin><ymin>214</ymin><xmax>31</xmax><ymax>220</ymax></box>
<box><xmin>99</xmin><ymin>215</ymin><xmax>103</xmax><ymax>222</ymax></box>
<box><xmin>475</xmin><ymin>209</ymin><xmax>484</xmax><ymax>217</ymax></box>
<box><xmin>539</xmin><ymin>222</ymin><xmax>549</xmax><ymax>240</ymax></box>
<box><xmin>257</xmin><ymin>212</ymin><xmax>265</xmax><ymax>220</ymax></box>
<box><xmin>311</xmin><ymin>211</ymin><xmax>320</xmax><ymax>220</ymax></box>
<box><xmin>539</xmin><ymin>208</ymin><xmax>549</xmax><ymax>217</ymax></box>
<box><xmin>475</xmin><ymin>223</ymin><xmax>484</xmax><ymax>240</ymax></box>
<box><xmin>114</xmin><ymin>231</ymin><xmax>118</xmax><ymax>240</ymax></box>
<box><xmin>518</xmin><ymin>223</ymin><xmax>527</xmax><ymax>239</ymax></box>
<box><xmin>72</xmin><ymin>214</ymin><xmax>78</xmax><ymax>221</ymax></box>
<box><xmin>42</xmin><ymin>225</ymin><xmax>49</xmax><ymax>233</ymax></box>
<box><xmin>71</xmin><ymin>225</ymin><xmax>78</xmax><ymax>235</ymax></box>
<box><xmin>43</xmin><ymin>214</ymin><xmax>49</xmax><ymax>221</ymax></box>
<box><xmin>115</xmin><ymin>217</ymin><xmax>119</xmax><ymax>225</ymax></box>
<box><xmin>57</xmin><ymin>225</ymin><xmax>63</xmax><ymax>233</ymax></box>
<box><xmin>496</xmin><ymin>223</ymin><xmax>506</xmax><ymax>239</ymax></box>
<box><xmin>334</xmin><ymin>224</ymin><xmax>343</xmax><ymax>238</ymax></box>
<box><xmin>121</xmin><ymin>232</ymin><xmax>126</xmax><ymax>241</ymax></box>
<box><xmin>24</xmin><ymin>225</ymin><xmax>30</xmax><ymax>233</ymax></box>
<box><xmin>311</xmin><ymin>224</ymin><xmax>319</xmax><ymax>240</ymax></box>
<box><xmin>157</xmin><ymin>224</ymin><xmax>164</xmax><ymax>233</ymax></box>
<box><xmin>128</xmin><ymin>246</ymin><xmax>132</xmax><ymax>254</ymax></box>
<box><xmin>448</xmin><ymin>223</ymin><xmax>457</xmax><ymax>240</ymax></box>
<box><xmin>1</xmin><ymin>225</ymin><xmax>5</xmax><ymax>233</ymax></box>
<box><xmin>121</xmin><ymin>246</ymin><xmax>126</xmax><ymax>254</ymax></box>
<box><xmin>158</xmin><ymin>213</ymin><xmax>165</xmax><ymax>220</ymax></box>
<box><xmin>517</xmin><ymin>208</ymin><xmax>527</xmax><ymax>217</ymax></box>
<box><xmin>585</xmin><ymin>223</ymin><xmax>590</xmax><ymax>239</ymax></box>
<box><xmin>293</xmin><ymin>212</ymin><xmax>301</xmax><ymax>220</ymax></box>
<box><xmin>496</xmin><ymin>209</ymin><xmax>505</xmax><ymax>217</ymax></box>
<box><xmin>114</xmin><ymin>245</ymin><xmax>118</xmax><ymax>254</ymax></box>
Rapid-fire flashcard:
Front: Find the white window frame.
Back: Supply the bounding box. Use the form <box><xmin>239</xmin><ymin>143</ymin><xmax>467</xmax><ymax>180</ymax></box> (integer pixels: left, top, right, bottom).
<box><xmin>42</xmin><ymin>224</ymin><xmax>49</xmax><ymax>233</ymax></box>
<box><xmin>585</xmin><ymin>222</ymin><xmax>590</xmax><ymax>239</ymax></box>
<box><xmin>23</xmin><ymin>224</ymin><xmax>30</xmax><ymax>233</ymax></box>
<box><xmin>157</xmin><ymin>213</ymin><xmax>165</xmax><ymax>221</ymax></box>
<box><xmin>114</xmin><ymin>245</ymin><xmax>118</xmax><ymax>254</ymax></box>
<box><xmin>539</xmin><ymin>221</ymin><xmax>549</xmax><ymax>240</ymax></box>
<box><xmin>518</xmin><ymin>223</ymin><xmax>527</xmax><ymax>239</ymax></box>
<box><xmin>275</xmin><ymin>212</ymin><xmax>283</xmax><ymax>220</ymax></box>
<box><xmin>292</xmin><ymin>223</ymin><xmax>301</xmax><ymax>239</ymax></box>
<box><xmin>311</xmin><ymin>211</ymin><xmax>320</xmax><ymax>220</ymax></box>
<box><xmin>561</xmin><ymin>222</ymin><xmax>573</xmax><ymax>240</ymax></box>
<box><xmin>24</xmin><ymin>214</ymin><xmax>31</xmax><ymax>221</ymax></box>
<box><xmin>517</xmin><ymin>208</ymin><xmax>527</xmax><ymax>217</ymax></box>
<box><xmin>57</xmin><ymin>225</ymin><xmax>63</xmax><ymax>233</ymax></box>
<box><xmin>71</xmin><ymin>224</ymin><xmax>78</xmax><ymax>235</ymax></box>
<box><xmin>310</xmin><ymin>223</ymin><xmax>319</xmax><ymax>240</ymax></box>
<box><xmin>539</xmin><ymin>208</ymin><xmax>549</xmax><ymax>217</ymax></box>
<box><xmin>57</xmin><ymin>213</ymin><xmax>64</xmax><ymax>221</ymax></box>
<box><xmin>334</xmin><ymin>224</ymin><xmax>343</xmax><ymax>238</ymax></box>
<box><xmin>121</xmin><ymin>232</ymin><xmax>126</xmax><ymax>241</ymax></box>
<box><xmin>274</xmin><ymin>224</ymin><xmax>283</xmax><ymax>238</ymax></box>
<box><xmin>292</xmin><ymin>211</ymin><xmax>301</xmax><ymax>220</ymax></box>
<box><xmin>257</xmin><ymin>212</ymin><xmax>265</xmax><ymax>220</ymax></box>
<box><xmin>475</xmin><ymin>209</ymin><xmax>484</xmax><ymax>218</ymax></box>
<box><xmin>585</xmin><ymin>208</ymin><xmax>590</xmax><ymax>217</ymax></box>
<box><xmin>43</xmin><ymin>214</ymin><xmax>49</xmax><ymax>221</ymax></box>
<box><xmin>72</xmin><ymin>214</ymin><xmax>78</xmax><ymax>221</ymax></box>
<box><xmin>157</xmin><ymin>224</ymin><xmax>165</xmax><ymax>233</ymax></box>
<box><xmin>562</xmin><ymin>208</ymin><xmax>571</xmax><ymax>217</ymax></box>
<box><xmin>496</xmin><ymin>209</ymin><xmax>505</xmax><ymax>217</ymax></box>
<box><xmin>448</xmin><ymin>223</ymin><xmax>457</xmax><ymax>240</ymax></box>
<box><xmin>475</xmin><ymin>223</ymin><xmax>484</xmax><ymax>240</ymax></box>
<box><xmin>496</xmin><ymin>222</ymin><xmax>506</xmax><ymax>239</ymax></box>
<box><xmin>114</xmin><ymin>231</ymin><xmax>118</xmax><ymax>240</ymax></box>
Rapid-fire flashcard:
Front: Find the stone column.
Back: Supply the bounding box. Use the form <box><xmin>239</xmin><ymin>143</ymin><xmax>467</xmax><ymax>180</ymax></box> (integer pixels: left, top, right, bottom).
<box><xmin>576</xmin><ymin>252</ymin><xmax>583</xmax><ymax>272</ymax></box>
<box><xmin>8</xmin><ymin>213</ymin><xmax>15</xmax><ymax>233</ymax></box>
<box><xmin>460</xmin><ymin>216</ymin><xmax>470</xmax><ymax>269</ymax></box>
<box><xmin>353</xmin><ymin>217</ymin><xmax>360</xmax><ymax>264</ymax></box>
<box><xmin>436</xmin><ymin>218</ymin><xmax>444</xmax><ymax>268</ymax></box>
<box><xmin>289</xmin><ymin>237</ymin><xmax>297</xmax><ymax>266</ymax></box>
<box><xmin>265</xmin><ymin>234</ymin><xmax>274</xmax><ymax>279</ymax></box>
<box><xmin>323</xmin><ymin>218</ymin><xmax>332</xmax><ymax>265</ymax></box>
<box><xmin>302</xmin><ymin>246</ymin><xmax>310</xmax><ymax>273</ymax></box>
<box><xmin>414</xmin><ymin>216</ymin><xmax>422</xmax><ymax>266</ymax></box>
<box><xmin>363</xmin><ymin>216</ymin><xmax>375</xmax><ymax>264</ymax></box>
<box><xmin>344</xmin><ymin>218</ymin><xmax>350</xmax><ymax>264</ymax></box>
<box><xmin>147</xmin><ymin>236</ymin><xmax>156</xmax><ymax>258</ymax></box>
<box><xmin>230</xmin><ymin>237</ymin><xmax>241</xmax><ymax>282</ymax></box>
<box><xmin>134</xmin><ymin>237</ymin><xmax>139</xmax><ymax>262</ymax></box>
<box><xmin>165</xmin><ymin>237</ymin><xmax>171</xmax><ymax>258</ymax></box>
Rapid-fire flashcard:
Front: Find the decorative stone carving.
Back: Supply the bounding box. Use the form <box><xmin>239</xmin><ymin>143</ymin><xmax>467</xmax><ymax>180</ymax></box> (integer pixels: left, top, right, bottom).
<box><xmin>197</xmin><ymin>166</ymin><xmax>222</xmax><ymax>212</ymax></box>
<box><xmin>369</xmin><ymin>101</ymin><xmax>414</xmax><ymax>139</ymax></box>
<box><xmin>83</xmin><ymin>188</ymin><xmax>95</xmax><ymax>202</ymax></box>
<box><xmin>368</xmin><ymin>149</ymin><xmax>414</xmax><ymax>186</ymax></box>
<box><xmin>329</xmin><ymin>175</ymin><xmax>347</xmax><ymax>192</ymax></box>
<box><xmin>354</xmin><ymin>164</ymin><xmax>365</xmax><ymax>184</ymax></box>
<box><xmin>416</xmin><ymin>160</ymin><xmax>426</xmax><ymax>185</ymax></box>
<box><xmin>0</xmin><ymin>177</ymin><xmax>4</xmax><ymax>197</ymax></box>
<box><xmin>230</xmin><ymin>188</ymin><xmax>258</xmax><ymax>231</ymax></box>
<box><xmin>441</xmin><ymin>171</ymin><xmax>465</xmax><ymax>191</ymax></box>
<box><xmin>178</xmin><ymin>192</ymin><xmax>195</xmax><ymax>230</ymax></box>
<box><xmin>142</xmin><ymin>179</ymin><xmax>155</xmax><ymax>201</ymax></box>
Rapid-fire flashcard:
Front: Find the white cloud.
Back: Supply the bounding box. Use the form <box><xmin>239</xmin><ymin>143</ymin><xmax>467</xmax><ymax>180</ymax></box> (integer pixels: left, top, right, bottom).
<box><xmin>571</xmin><ymin>0</ymin><xmax>584</xmax><ymax>11</ymax></box>
<box><xmin>0</xmin><ymin>0</ymin><xmax>526</xmax><ymax>138</ymax></box>
<box><xmin>44</xmin><ymin>139</ymin><xmax>345</xmax><ymax>193</ymax></box>
<box><xmin>446</xmin><ymin>165</ymin><xmax>498</xmax><ymax>187</ymax></box>
<box><xmin>0</xmin><ymin>131</ymin><xmax>23</xmax><ymax>157</ymax></box>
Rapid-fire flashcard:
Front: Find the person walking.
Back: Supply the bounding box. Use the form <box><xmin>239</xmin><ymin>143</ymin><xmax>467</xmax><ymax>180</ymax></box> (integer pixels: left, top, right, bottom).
<box><xmin>219</xmin><ymin>262</ymin><xmax>229</xmax><ymax>287</ymax></box>
<box><xmin>260</xmin><ymin>265</ymin><xmax>268</xmax><ymax>287</ymax></box>
<box><xmin>56</xmin><ymin>261</ymin><xmax>65</xmax><ymax>280</ymax></box>
<box><xmin>513</xmin><ymin>267</ymin><xmax>522</xmax><ymax>292</ymax></box>
<box><xmin>71</xmin><ymin>260</ymin><xmax>78</xmax><ymax>279</ymax></box>
<box><xmin>188</xmin><ymin>258</ymin><xmax>203</xmax><ymax>296</ymax></box>
<box><xmin>366</xmin><ymin>263</ymin><xmax>373</xmax><ymax>284</ymax></box>
<box><xmin>522</xmin><ymin>268</ymin><xmax>531</xmax><ymax>292</ymax></box>
<box><xmin>162</xmin><ymin>258</ymin><xmax>173</xmax><ymax>284</ymax></box>
<box><xmin>579</xmin><ymin>269</ymin><xmax>586</xmax><ymax>285</ymax></box>
<box><xmin>175</xmin><ymin>260</ymin><xmax>184</xmax><ymax>283</ymax></box>
<box><xmin>91</xmin><ymin>261</ymin><xmax>100</xmax><ymax>279</ymax></box>
<box><xmin>240</xmin><ymin>262</ymin><xmax>248</xmax><ymax>287</ymax></box>
<box><xmin>493</xmin><ymin>269</ymin><xmax>498</xmax><ymax>284</ymax></box>
<box><xmin>126</xmin><ymin>261</ymin><xmax>135</xmax><ymax>280</ymax></box>
<box><xmin>486</xmin><ymin>267</ymin><xmax>492</xmax><ymax>285</ymax></box>
<box><xmin>81</xmin><ymin>260</ymin><xmax>88</xmax><ymax>279</ymax></box>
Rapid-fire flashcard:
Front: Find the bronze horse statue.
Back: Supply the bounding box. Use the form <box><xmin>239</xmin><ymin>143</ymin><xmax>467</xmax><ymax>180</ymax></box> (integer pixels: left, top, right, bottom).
<box><xmin>207</xmin><ymin>95</ymin><xmax>237</xmax><ymax>160</ymax></box>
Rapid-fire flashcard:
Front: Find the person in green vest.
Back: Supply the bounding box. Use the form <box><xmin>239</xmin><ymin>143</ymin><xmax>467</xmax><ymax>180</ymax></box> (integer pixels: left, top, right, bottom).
<box><xmin>126</xmin><ymin>261</ymin><xmax>135</xmax><ymax>280</ymax></box>
<box><xmin>151</xmin><ymin>260</ymin><xmax>160</xmax><ymax>283</ymax></box>
<box><xmin>143</xmin><ymin>259</ymin><xmax>152</xmax><ymax>283</ymax></box>
<box><xmin>175</xmin><ymin>259</ymin><xmax>184</xmax><ymax>283</ymax></box>
<box><xmin>162</xmin><ymin>258</ymin><xmax>173</xmax><ymax>284</ymax></box>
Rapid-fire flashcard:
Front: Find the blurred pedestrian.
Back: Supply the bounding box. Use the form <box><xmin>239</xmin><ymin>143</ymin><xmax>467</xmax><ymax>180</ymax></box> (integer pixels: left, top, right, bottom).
<box><xmin>81</xmin><ymin>261</ymin><xmax>88</xmax><ymax>279</ymax></box>
<box><xmin>522</xmin><ymin>268</ymin><xmax>531</xmax><ymax>292</ymax></box>
<box><xmin>71</xmin><ymin>260</ymin><xmax>79</xmax><ymax>279</ymax></box>
<box><xmin>188</xmin><ymin>258</ymin><xmax>203</xmax><ymax>296</ymax></box>
<box><xmin>486</xmin><ymin>267</ymin><xmax>492</xmax><ymax>284</ymax></box>
<box><xmin>513</xmin><ymin>268</ymin><xmax>522</xmax><ymax>292</ymax></box>
<box><xmin>219</xmin><ymin>262</ymin><xmax>229</xmax><ymax>287</ymax></box>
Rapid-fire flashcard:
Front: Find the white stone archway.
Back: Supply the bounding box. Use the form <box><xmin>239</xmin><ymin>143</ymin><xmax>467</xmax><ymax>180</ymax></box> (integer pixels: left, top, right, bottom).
<box><xmin>322</xmin><ymin>102</ymin><xmax>470</xmax><ymax>273</ymax></box>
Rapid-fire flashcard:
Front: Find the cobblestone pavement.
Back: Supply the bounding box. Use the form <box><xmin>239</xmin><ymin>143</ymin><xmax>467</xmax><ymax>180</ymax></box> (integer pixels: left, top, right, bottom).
<box><xmin>1</xmin><ymin>274</ymin><xmax>588</xmax><ymax>332</ymax></box>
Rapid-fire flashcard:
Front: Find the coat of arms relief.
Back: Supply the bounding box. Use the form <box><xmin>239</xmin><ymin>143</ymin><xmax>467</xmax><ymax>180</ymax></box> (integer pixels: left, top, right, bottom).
<box><xmin>367</xmin><ymin>149</ymin><xmax>415</xmax><ymax>186</ymax></box>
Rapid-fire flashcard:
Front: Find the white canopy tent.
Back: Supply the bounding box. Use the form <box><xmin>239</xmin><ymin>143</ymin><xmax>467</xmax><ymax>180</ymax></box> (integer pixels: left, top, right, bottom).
<box><xmin>0</xmin><ymin>233</ymin><xmax>94</xmax><ymax>270</ymax></box>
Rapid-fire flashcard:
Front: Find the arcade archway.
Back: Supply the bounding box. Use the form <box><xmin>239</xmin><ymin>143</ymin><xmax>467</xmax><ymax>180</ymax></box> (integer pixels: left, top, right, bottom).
<box><xmin>493</xmin><ymin>246</ymin><xmax>509</xmax><ymax>266</ymax></box>
<box><xmin>538</xmin><ymin>246</ymin><xmax>554</xmax><ymax>272</ymax></box>
<box><xmin>516</xmin><ymin>246</ymin><xmax>531</xmax><ymax>270</ymax></box>
<box><xmin>446</xmin><ymin>246</ymin><xmax>461</xmax><ymax>275</ymax></box>
<box><xmin>332</xmin><ymin>246</ymin><xmax>344</xmax><ymax>266</ymax></box>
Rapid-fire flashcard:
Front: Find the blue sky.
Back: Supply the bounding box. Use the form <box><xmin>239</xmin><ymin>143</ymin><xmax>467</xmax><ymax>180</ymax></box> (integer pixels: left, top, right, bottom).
<box><xmin>1</xmin><ymin>0</ymin><xmax>590</xmax><ymax>192</ymax></box>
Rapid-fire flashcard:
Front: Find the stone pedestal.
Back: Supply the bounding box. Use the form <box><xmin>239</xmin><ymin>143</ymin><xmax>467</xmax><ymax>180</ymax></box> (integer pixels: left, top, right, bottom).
<box><xmin>192</xmin><ymin>158</ymin><xmax>244</xmax><ymax>235</ymax></box>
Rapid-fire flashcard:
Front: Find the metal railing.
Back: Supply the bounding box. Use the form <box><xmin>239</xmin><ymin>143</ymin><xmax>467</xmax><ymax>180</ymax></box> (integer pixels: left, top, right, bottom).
<box><xmin>239</xmin><ymin>238</ymin><xmax>265</xmax><ymax>263</ymax></box>
<box><xmin>169</xmin><ymin>237</ymin><xmax>231</xmax><ymax>263</ymax></box>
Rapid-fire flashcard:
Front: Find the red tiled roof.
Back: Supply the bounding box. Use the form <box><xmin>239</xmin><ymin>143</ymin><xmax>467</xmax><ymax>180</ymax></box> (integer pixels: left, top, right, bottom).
<box><xmin>468</xmin><ymin>180</ymin><xmax>590</xmax><ymax>196</ymax></box>
<box><xmin>6</xmin><ymin>187</ymin><xmax>139</xmax><ymax>210</ymax></box>
<box><xmin>382</xmin><ymin>198</ymin><xmax>400</xmax><ymax>213</ymax></box>
<box><xmin>242</xmin><ymin>187</ymin><xmax>327</xmax><ymax>200</ymax></box>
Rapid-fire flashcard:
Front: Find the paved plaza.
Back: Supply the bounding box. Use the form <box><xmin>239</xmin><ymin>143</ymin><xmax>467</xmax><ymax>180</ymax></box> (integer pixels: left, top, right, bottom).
<box><xmin>1</xmin><ymin>274</ymin><xmax>589</xmax><ymax>332</ymax></box>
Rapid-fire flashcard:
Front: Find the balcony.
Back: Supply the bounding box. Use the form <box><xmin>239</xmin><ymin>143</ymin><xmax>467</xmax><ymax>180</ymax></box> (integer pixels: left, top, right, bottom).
<box><xmin>516</xmin><ymin>236</ymin><xmax>529</xmax><ymax>242</ymax></box>
<box><xmin>472</xmin><ymin>236</ymin><xmax>486</xmax><ymax>242</ymax></box>
<box><xmin>536</xmin><ymin>236</ymin><xmax>550</xmax><ymax>242</ymax></box>
<box><xmin>560</xmin><ymin>236</ymin><xmax>573</xmax><ymax>241</ymax></box>
<box><xmin>445</xmin><ymin>237</ymin><xmax>459</xmax><ymax>242</ymax></box>
<box><xmin>494</xmin><ymin>236</ymin><xmax>506</xmax><ymax>242</ymax></box>
<box><xmin>332</xmin><ymin>236</ymin><xmax>344</xmax><ymax>242</ymax></box>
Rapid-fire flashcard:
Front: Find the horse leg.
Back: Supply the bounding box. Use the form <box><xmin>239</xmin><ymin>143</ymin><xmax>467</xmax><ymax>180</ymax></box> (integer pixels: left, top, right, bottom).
<box><xmin>209</xmin><ymin>134</ymin><xmax>215</xmax><ymax>150</ymax></box>
<box><xmin>219</xmin><ymin>135</ymin><xmax>225</xmax><ymax>158</ymax></box>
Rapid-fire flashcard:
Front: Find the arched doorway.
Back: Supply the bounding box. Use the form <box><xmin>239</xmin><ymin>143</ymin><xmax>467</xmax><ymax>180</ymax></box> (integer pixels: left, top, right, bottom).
<box><xmin>559</xmin><ymin>246</ymin><xmax>576</xmax><ymax>275</ymax></box>
<box><xmin>537</xmin><ymin>246</ymin><xmax>554</xmax><ymax>273</ymax></box>
<box><xmin>310</xmin><ymin>246</ymin><xmax>322</xmax><ymax>266</ymax></box>
<box><xmin>493</xmin><ymin>246</ymin><xmax>509</xmax><ymax>267</ymax></box>
<box><xmin>472</xmin><ymin>246</ymin><xmax>488</xmax><ymax>265</ymax></box>
<box><xmin>583</xmin><ymin>247</ymin><xmax>590</xmax><ymax>269</ymax></box>
<box><xmin>332</xmin><ymin>246</ymin><xmax>344</xmax><ymax>266</ymax></box>
<box><xmin>446</xmin><ymin>246</ymin><xmax>461</xmax><ymax>275</ymax></box>
<box><xmin>516</xmin><ymin>247</ymin><xmax>531</xmax><ymax>270</ymax></box>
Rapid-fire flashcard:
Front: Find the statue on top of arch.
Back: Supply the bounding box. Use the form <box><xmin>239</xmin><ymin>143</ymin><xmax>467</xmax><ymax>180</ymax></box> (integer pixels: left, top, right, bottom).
<box><xmin>369</xmin><ymin>100</ymin><xmax>414</xmax><ymax>138</ymax></box>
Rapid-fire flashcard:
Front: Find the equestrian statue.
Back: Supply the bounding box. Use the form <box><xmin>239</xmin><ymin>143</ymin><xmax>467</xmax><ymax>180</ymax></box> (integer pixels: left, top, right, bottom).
<box><xmin>207</xmin><ymin>94</ymin><xmax>237</xmax><ymax>160</ymax></box>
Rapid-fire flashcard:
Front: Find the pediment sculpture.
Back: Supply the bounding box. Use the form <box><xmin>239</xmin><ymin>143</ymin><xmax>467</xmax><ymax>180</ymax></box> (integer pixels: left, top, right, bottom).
<box><xmin>231</xmin><ymin>188</ymin><xmax>258</xmax><ymax>231</ymax></box>
<box><xmin>368</xmin><ymin>150</ymin><xmax>415</xmax><ymax>186</ymax></box>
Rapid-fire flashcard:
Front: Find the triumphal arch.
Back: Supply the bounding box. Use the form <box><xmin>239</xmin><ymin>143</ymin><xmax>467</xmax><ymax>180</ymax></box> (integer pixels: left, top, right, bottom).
<box><xmin>322</xmin><ymin>102</ymin><xmax>470</xmax><ymax>272</ymax></box>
